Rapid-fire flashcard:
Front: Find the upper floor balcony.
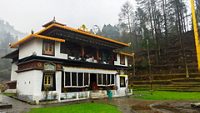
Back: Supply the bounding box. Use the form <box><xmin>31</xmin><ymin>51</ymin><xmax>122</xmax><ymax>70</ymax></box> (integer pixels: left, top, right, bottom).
<box><xmin>59</xmin><ymin>41</ymin><xmax>133</xmax><ymax>67</ymax></box>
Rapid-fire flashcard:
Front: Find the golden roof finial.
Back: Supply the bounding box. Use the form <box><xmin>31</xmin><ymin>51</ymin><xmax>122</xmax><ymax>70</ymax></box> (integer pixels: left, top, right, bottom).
<box><xmin>53</xmin><ymin>16</ymin><xmax>56</xmax><ymax>22</ymax></box>
<box><xmin>31</xmin><ymin>29</ymin><xmax>34</xmax><ymax>34</ymax></box>
<box><xmin>79</xmin><ymin>24</ymin><xmax>88</xmax><ymax>32</ymax></box>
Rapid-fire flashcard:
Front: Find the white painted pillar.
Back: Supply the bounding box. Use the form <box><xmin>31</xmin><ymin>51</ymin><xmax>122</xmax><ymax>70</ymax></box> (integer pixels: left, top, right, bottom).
<box><xmin>76</xmin><ymin>92</ymin><xmax>79</xmax><ymax>99</ymax></box>
<box><xmin>56</xmin><ymin>71</ymin><xmax>62</xmax><ymax>102</ymax></box>
<box><xmin>115</xmin><ymin>75</ymin><xmax>120</xmax><ymax>94</ymax></box>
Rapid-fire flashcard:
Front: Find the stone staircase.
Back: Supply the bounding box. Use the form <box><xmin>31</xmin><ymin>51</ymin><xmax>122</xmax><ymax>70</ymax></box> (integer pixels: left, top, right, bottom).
<box><xmin>131</xmin><ymin>31</ymin><xmax>200</xmax><ymax>92</ymax></box>
<box><xmin>132</xmin><ymin>73</ymin><xmax>200</xmax><ymax>92</ymax></box>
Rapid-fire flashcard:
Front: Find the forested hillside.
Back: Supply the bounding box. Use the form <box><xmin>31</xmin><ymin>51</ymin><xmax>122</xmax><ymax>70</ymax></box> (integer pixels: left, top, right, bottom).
<box><xmin>88</xmin><ymin>0</ymin><xmax>200</xmax><ymax>85</ymax></box>
<box><xmin>0</xmin><ymin>19</ymin><xmax>25</xmax><ymax>82</ymax></box>
<box><xmin>95</xmin><ymin>0</ymin><xmax>198</xmax><ymax>53</ymax></box>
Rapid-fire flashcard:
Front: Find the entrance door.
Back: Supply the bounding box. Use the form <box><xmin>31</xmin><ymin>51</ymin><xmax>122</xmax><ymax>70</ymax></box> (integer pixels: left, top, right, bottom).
<box><xmin>42</xmin><ymin>72</ymin><xmax>56</xmax><ymax>91</ymax></box>
<box><xmin>90</xmin><ymin>73</ymin><xmax>98</xmax><ymax>90</ymax></box>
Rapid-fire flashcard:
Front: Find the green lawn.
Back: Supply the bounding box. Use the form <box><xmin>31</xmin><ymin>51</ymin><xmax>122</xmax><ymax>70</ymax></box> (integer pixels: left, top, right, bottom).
<box><xmin>28</xmin><ymin>103</ymin><xmax>121</xmax><ymax>113</ymax></box>
<box><xmin>3</xmin><ymin>93</ymin><xmax>16</xmax><ymax>97</ymax></box>
<box><xmin>133</xmin><ymin>90</ymin><xmax>200</xmax><ymax>100</ymax></box>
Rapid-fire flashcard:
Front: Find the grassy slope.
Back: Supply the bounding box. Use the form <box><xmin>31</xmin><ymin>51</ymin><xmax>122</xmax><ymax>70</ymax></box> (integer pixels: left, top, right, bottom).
<box><xmin>28</xmin><ymin>103</ymin><xmax>121</xmax><ymax>113</ymax></box>
<box><xmin>133</xmin><ymin>91</ymin><xmax>200</xmax><ymax>100</ymax></box>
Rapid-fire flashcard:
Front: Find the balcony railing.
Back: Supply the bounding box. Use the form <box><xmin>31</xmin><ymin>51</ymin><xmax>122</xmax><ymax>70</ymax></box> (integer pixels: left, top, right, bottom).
<box><xmin>68</xmin><ymin>54</ymin><xmax>115</xmax><ymax>65</ymax></box>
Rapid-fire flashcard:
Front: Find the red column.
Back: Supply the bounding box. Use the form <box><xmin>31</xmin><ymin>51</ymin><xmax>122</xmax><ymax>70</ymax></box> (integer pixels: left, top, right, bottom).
<box><xmin>96</xmin><ymin>48</ymin><xmax>99</xmax><ymax>60</ymax></box>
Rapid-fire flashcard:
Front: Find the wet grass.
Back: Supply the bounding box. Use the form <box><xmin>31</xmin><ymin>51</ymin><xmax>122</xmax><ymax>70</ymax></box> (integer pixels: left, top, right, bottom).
<box><xmin>28</xmin><ymin>103</ymin><xmax>121</xmax><ymax>113</ymax></box>
<box><xmin>3</xmin><ymin>93</ymin><xmax>16</xmax><ymax>97</ymax></box>
<box><xmin>133</xmin><ymin>90</ymin><xmax>200</xmax><ymax>100</ymax></box>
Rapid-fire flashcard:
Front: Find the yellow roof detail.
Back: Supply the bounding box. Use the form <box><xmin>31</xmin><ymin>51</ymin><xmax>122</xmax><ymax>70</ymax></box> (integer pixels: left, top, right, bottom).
<box><xmin>10</xmin><ymin>34</ymin><xmax>65</xmax><ymax>48</ymax></box>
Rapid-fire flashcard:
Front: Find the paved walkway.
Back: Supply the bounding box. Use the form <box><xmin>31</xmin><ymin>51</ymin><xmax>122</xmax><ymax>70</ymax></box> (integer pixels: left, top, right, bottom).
<box><xmin>0</xmin><ymin>94</ymin><xmax>39</xmax><ymax>113</ymax></box>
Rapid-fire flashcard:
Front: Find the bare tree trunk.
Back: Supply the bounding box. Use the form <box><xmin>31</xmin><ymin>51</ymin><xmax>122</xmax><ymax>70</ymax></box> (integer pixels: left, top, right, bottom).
<box><xmin>175</xmin><ymin>0</ymin><xmax>189</xmax><ymax>77</ymax></box>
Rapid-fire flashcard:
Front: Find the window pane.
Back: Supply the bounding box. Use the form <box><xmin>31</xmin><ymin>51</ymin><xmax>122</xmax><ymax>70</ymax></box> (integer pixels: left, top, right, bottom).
<box><xmin>84</xmin><ymin>73</ymin><xmax>89</xmax><ymax>86</ymax></box>
<box><xmin>120</xmin><ymin>54</ymin><xmax>125</xmax><ymax>65</ymax></box>
<box><xmin>49</xmin><ymin>43</ymin><xmax>52</xmax><ymax>51</ymax></box>
<box><xmin>44</xmin><ymin>77</ymin><xmax>47</xmax><ymax>84</ymax></box>
<box><xmin>44</xmin><ymin>73</ymin><xmax>52</xmax><ymax>85</ymax></box>
<box><xmin>72</xmin><ymin>72</ymin><xmax>77</xmax><ymax>86</ymax></box>
<box><xmin>103</xmin><ymin>74</ymin><xmax>106</xmax><ymax>85</ymax></box>
<box><xmin>78</xmin><ymin>73</ymin><xmax>83</xmax><ymax>86</ymax></box>
<box><xmin>45</xmin><ymin>43</ymin><xmax>48</xmax><ymax>51</ymax></box>
<box><xmin>43</xmin><ymin>40</ymin><xmax>55</xmax><ymax>55</ymax></box>
<box><xmin>120</xmin><ymin>77</ymin><xmax>126</xmax><ymax>87</ymax></box>
<box><xmin>98</xmin><ymin>74</ymin><xmax>102</xmax><ymax>85</ymax></box>
<box><xmin>111</xmin><ymin>74</ymin><xmax>115</xmax><ymax>84</ymax></box>
<box><xmin>48</xmin><ymin>76</ymin><xmax>51</xmax><ymax>84</ymax></box>
<box><xmin>107</xmin><ymin>74</ymin><xmax>110</xmax><ymax>85</ymax></box>
<box><xmin>65</xmin><ymin>72</ymin><xmax>71</xmax><ymax>86</ymax></box>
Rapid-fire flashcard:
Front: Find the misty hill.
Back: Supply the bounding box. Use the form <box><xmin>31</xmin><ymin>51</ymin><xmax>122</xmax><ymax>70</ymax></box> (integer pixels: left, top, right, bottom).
<box><xmin>0</xmin><ymin>20</ymin><xmax>25</xmax><ymax>39</ymax></box>
<box><xmin>0</xmin><ymin>19</ymin><xmax>26</xmax><ymax>82</ymax></box>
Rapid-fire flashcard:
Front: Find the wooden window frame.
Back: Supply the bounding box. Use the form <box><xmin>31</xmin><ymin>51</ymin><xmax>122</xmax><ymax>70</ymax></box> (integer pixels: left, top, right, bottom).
<box><xmin>44</xmin><ymin>74</ymin><xmax>53</xmax><ymax>86</ymax></box>
<box><xmin>42</xmin><ymin>40</ymin><xmax>55</xmax><ymax>56</ymax></box>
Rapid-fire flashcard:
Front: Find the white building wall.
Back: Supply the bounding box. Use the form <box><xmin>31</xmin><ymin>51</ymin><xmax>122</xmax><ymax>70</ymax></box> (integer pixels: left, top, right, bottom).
<box><xmin>116</xmin><ymin>75</ymin><xmax>128</xmax><ymax>96</ymax></box>
<box><xmin>114</xmin><ymin>54</ymin><xmax>128</xmax><ymax>67</ymax></box>
<box><xmin>10</xmin><ymin>62</ymin><xmax>18</xmax><ymax>81</ymax></box>
<box><xmin>19</xmin><ymin>39</ymin><xmax>39</xmax><ymax>59</ymax></box>
<box><xmin>16</xmin><ymin>70</ymin><xmax>63</xmax><ymax>101</ymax></box>
<box><xmin>63</xmin><ymin>67</ymin><xmax>117</xmax><ymax>74</ymax></box>
<box><xmin>19</xmin><ymin>39</ymin><xmax>68</xmax><ymax>60</ymax></box>
<box><xmin>16</xmin><ymin>70</ymin><xmax>42</xmax><ymax>96</ymax></box>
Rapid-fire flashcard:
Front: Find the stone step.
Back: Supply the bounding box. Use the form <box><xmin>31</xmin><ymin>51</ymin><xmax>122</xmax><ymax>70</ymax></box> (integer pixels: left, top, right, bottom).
<box><xmin>133</xmin><ymin>84</ymin><xmax>200</xmax><ymax>87</ymax></box>
<box><xmin>133</xmin><ymin>85</ymin><xmax>200</xmax><ymax>92</ymax></box>
<box><xmin>172</xmin><ymin>78</ymin><xmax>200</xmax><ymax>82</ymax></box>
<box><xmin>172</xmin><ymin>82</ymin><xmax>200</xmax><ymax>85</ymax></box>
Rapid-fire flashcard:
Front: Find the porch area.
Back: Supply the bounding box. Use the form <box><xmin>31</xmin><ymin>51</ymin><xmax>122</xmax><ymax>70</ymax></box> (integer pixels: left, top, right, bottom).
<box><xmin>59</xmin><ymin>89</ymin><xmax>132</xmax><ymax>102</ymax></box>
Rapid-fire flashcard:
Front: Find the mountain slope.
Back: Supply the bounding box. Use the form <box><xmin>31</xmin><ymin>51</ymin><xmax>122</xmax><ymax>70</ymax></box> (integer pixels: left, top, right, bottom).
<box><xmin>0</xmin><ymin>19</ymin><xmax>26</xmax><ymax>82</ymax></box>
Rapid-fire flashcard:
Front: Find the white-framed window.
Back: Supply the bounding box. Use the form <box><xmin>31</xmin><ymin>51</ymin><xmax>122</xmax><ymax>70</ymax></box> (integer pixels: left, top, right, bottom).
<box><xmin>97</xmin><ymin>74</ymin><xmax>115</xmax><ymax>86</ymax></box>
<box><xmin>111</xmin><ymin>74</ymin><xmax>115</xmax><ymax>85</ymax></box>
<box><xmin>65</xmin><ymin>72</ymin><xmax>71</xmax><ymax>86</ymax></box>
<box><xmin>84</xmin><ymin>73</ymin><xmax>89</xmax><ymax>86</ymax></box>
<box><xmin>64</xmin><ymin>72</ymin><xmax>89</xmax><ymax>87</ymax></box>
<box><xmin>120</xmin><ymin>76</ymin><xmax>126</xmax><ymax>87</ymax></box>
<box><xmin>97</xmin><ymin>74</ymin><xmax>103</xmax><ymax>85</ymax></box>
<box><xmin>72</xmin><ymin>72</ymin><xmax>77</xmax><ymax>86</ymax></box>
<box><xmin>107</xmin><ymin>74</ymin><xmax>111</xmax><ymax>85</ymax></box>
<box><xmin>78</xmin><ymin>73</ymin><xmax>83</xmax><ymax>86</ymax></box>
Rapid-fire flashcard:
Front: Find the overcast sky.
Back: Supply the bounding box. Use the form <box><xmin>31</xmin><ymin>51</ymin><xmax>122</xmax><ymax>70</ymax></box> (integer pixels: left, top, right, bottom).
<box><xmin>0</xmin><ymin>0</ymin><xmax>136</xmax><ymax>34</ymax></box>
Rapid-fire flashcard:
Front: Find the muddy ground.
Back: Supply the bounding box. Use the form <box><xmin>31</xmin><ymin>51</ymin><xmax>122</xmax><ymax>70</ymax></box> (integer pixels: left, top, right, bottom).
<box><xmin>96</xmin><ymin>97</ymin><xmax>200</xmax><ymax>113</ymax></box>
<box><xmin>1</xmin><ymin>94</ymin><xmax>200</xmax><ymax>113</ymax></box>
